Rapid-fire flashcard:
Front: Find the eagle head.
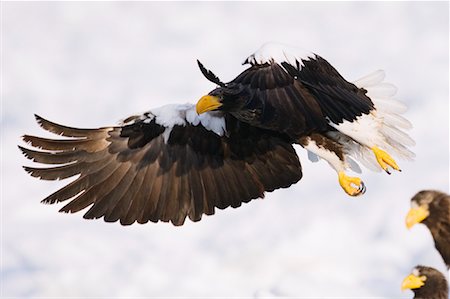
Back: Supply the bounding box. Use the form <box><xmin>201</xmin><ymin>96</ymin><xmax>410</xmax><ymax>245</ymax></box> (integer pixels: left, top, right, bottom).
<box><xmin>196</xmin><ymin>86</ymin><xmax>247</xmax><ymax>115</ymax></box>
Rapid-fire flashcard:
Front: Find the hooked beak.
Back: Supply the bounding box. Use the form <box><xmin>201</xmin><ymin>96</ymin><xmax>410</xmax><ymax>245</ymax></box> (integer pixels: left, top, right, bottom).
<box><xmin>405</xmin><ymin>206</ymin><xmax>429</xmax><ymax>229</ymax></box>
<box><xmin>196</xmin><ymin>95</ymin><xmax>222</xmax><ymax>114</ymax></box>
<box><xmin>401</xmin><ymin>273</ymin><xmax>426</xmax><ymax>291</ymax></box>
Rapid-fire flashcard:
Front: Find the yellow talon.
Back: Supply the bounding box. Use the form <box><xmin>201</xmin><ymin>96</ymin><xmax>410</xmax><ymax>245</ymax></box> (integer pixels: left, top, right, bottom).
<box><xmin>372</xmin><ymin>146</ymin><xmax>400</xmax><ymax>174</ymax></box>
<box><xmin>338</xmin><ymin>172</ymin><xmax>366</xmax><ymax>196</ymax></box>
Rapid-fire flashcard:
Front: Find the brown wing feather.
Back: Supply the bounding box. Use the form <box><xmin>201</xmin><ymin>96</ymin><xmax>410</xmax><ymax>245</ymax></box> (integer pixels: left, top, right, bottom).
<box><xmin>227</xmin><ymin>63</ymin><xmax>328</xmax><ymax>137</ymax></box>
<box><xmin>21</xmin><ymin>114</ymin><xmax>302</xmax><ymax>226</ymax></box>
<box><xmin>226</xmin><ymin>56</ymin><xmax>374</xmax><ymax>137</ymax></box>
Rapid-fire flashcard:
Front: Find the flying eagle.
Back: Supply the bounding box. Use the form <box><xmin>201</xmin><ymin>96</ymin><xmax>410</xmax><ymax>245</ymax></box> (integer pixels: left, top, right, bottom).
<box><xmin>20</xmin><ymin>43</ymin><xmax>414</xmax><ymax>226</ymax></box>
<box><xmin>401</xmin><ymin>265</ymin><xmax>448</xmax><ymax>299</ymax></box>
<box><xmin>406</xmin><ymin>190</ymin><xmax>450</xmax><ymax>268</ymax></box>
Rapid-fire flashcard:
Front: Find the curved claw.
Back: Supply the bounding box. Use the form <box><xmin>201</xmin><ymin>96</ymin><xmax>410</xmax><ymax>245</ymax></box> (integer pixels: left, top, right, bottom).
<box><xmin>359</xmin><ymin>181</ymin><xmax>366</xmax><ymax>194</ymax></box>
<box><xmin>338</xmin><ymin>172</ymin><xmax>366</xmax><ymax>197</ymax></box>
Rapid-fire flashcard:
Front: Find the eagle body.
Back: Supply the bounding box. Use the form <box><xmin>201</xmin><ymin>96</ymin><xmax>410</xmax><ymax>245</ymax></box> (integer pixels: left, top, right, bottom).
<box><xmin>407</xmin><ymin>190</ymin><xmax>450</xmax><ymax>268</ymax></box>
<box><xmin>21</xmin><ymin>43</ymin><xmax>414</xmax><ymax>225</ymax></box>
<box><xmin>207</xmin><ymin>55</ymin><xmax>373</xmax><ymax>139</ymax></box>
<box><xmin>402</xmin><ymin>265</ymin><xmax>448</xmax><ymax>299</ymax></box>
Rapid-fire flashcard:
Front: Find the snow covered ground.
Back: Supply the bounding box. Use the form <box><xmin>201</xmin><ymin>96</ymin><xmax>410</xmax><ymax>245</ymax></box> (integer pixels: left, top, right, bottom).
<box><xmin>2</xmin><ymin>2</ymin><xmax>449</xmax><ymax>298</ymax></box>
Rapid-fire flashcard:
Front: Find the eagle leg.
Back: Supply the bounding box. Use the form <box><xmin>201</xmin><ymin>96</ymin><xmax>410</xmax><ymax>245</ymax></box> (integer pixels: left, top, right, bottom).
<box><xmin>371</xmin><ymin>146</ymin><xmax>401</xmax><ymax>174</ymax></box>
<box><xmin>299</xmin><ymin>133</ymin><xmax>366</xmax><ymax>197</ymax></box>
<box><xmin>338</xmin><ymin>172</ymin><xmax>366</xmax><ymax>196</ymax></box>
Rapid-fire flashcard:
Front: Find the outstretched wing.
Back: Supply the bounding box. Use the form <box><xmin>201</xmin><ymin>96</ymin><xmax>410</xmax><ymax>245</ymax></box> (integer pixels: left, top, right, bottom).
<box><xmin>20</xmin><ymin>105</ymin><xmax>302</xmax><ymax>226</ymax></box>
<box><xmin>228</xmin><ymin>43</ymin><xmax>374</xmax><ymax>136</ymax></box>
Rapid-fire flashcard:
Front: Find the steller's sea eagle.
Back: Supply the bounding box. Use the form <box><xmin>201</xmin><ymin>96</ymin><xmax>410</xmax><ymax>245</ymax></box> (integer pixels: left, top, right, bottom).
<box><xmin>406</xmin><ymin>190</ymin><xmax>450</xmax><ymax>268</ymax></box>
<box><xmin>401</xmin><ymin>265</ymin><xmax>448</xmax><ymax>299</ymax></box>
<box><xmin>20</xmin><ymin>43</ymin><xmax>414</xmax><ymax>226</ymax></box>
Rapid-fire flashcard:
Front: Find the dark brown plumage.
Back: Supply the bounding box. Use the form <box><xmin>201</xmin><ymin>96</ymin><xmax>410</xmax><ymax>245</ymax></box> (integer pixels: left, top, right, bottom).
<box><xmin>204</xmin><ymin>57</ymin><xmax>374</xmax><ymax>139</ymax></box>
<box><xmin>409</xmin><ymin>190</ymin><xmax>450</xmax><ymax>268</ymax></box>
<box><xmin>20</xmin><ymin>114</ymin><xmax>302</xmax><ymax>226</ymax></box>
<box><xmin>196</xmin><ymin>43</ymin><xmax>414</xmax><ymax>197</ymax></box>
<box><xmin>402</xmin><ymin>265</ymin><xmax>448</xmax><ymax>299</ymax></box>
<box><xmin>20</xmin><ymin>43</ymin><xmax>414</xmax><ymax>225</ymax></box>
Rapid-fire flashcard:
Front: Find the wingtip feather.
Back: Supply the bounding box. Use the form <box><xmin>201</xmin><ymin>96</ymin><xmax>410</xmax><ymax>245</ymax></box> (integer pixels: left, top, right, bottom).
<box><xmin>18</xmin><ymin>145</ymin><xmax>34</xmax><ymax>161</ymax></box>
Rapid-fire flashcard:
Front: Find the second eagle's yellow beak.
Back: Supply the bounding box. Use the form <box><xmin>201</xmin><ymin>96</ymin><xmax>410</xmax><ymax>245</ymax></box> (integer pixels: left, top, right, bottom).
<box><xmin>196</xmin><ymin>95</ymin><xmax>222</xmax><ymax>114</ymax></box>
<box><xmin>401</xmin><ymin>273</ymin><xmax>426</xmax><ymax>291</ymax></box>
<box><xmin>405</xmin><ymin>206</ymin><xmax>430</xmax><ymax>229</ymax></box>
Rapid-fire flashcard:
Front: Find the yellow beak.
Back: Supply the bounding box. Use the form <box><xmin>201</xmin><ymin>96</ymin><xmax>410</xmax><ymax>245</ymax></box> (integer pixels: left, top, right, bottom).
<box><xmin>405</xmin><ymin>206</ymin><xmax>430</xmax><ymax>229</ymax></box>
<box><xmin>401</xmin><ymin>274</ymin><xmax>426</xmax><ymax>291</ymax></box>
<box><xmin>196</xmin><ymin>95</ymin><xmax>222</xmax><ymax>115</ymax></box>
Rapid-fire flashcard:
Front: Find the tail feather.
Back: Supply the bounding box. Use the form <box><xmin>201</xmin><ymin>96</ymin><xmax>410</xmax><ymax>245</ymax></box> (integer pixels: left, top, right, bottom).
<box><xmin>357</xmin><ymin>146</ymin><xmax>382</xmax><ymax>172</ymax></box>
<box><xmin>378</xmin><ymin>112</ymin><xmax>412</xmax><ymax>130</ymax></box>
<box><xmin>384</xmin><ymin>136</ymin><xmax>416</xmax><ymax>161</ymax></box>
<box><xmin>353</xmin><ymin>70</ymin><xmax>414</xmax><ymax>166</ymax></box>
<box><xmin>365</xmin><ymin>82</ymin><xmax>398</xmax><ymax>99</ymax></box>
<box><xmin>353</xmin><ymin>70</ymin><xmax>385</xmax><ymax>88</ymax></box>
<box><xmin>370</xmin><ymin>98</ymin><xmax>408</xmax><ymax>114</ymax></box>
<box><xmin>328</xmin><ymin>67</ymin><xmax>415</xmax><ymax>174</ymax></box>
<box><xmin>381</xmin><ymin>124</ymin><xmax>415</xmax><ymax>147</ymax></box>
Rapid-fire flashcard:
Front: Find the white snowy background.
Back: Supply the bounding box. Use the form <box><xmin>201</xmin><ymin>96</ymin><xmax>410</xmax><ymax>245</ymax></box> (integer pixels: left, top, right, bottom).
<box><xmin>2</xmin><ymin>2</ymin><xmax>449</xmax><ymax>298</ymax></box>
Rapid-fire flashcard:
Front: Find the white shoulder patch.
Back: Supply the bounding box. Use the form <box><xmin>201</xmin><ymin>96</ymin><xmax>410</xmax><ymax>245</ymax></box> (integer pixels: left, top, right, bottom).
<box><xmin>198</xmin><ymin>112</ymin><xmax>226</xmax><ymax>136</ymax></box>
<box><xmin>152</xmin><ymin>104</ymin><xmax>187</xmax><ymax>127</ymax></box>
<box><xmin>128</xmin><ymin>103</ymin><xmax>227</xmax><ymax>142</ymax></box>
<box><xmin>178</xmin><ymin>104</ymin><xmax>226</xmax><ymax>136</ymax></box>
<box><xmin>243</xmin><ymin>42</ymin><xmax>315</xmax><ymax>69</ymax></box>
